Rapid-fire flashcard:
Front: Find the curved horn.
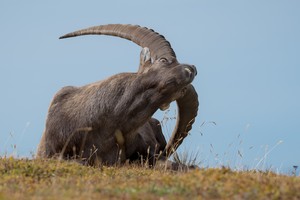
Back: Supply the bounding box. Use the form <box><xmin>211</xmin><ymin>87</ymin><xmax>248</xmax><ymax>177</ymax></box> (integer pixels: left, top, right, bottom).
<box><xmin>59</xmin><ymin>24</ymin><xmax>176</xmax><ymax>60</ymax></box>
<box><xmin>60</xmin><ymin>24</ymin><xmax>199</xmax><ymax>158</ymax></box>
<box><xmin>164</xmin><ymin>84</ymin><xmax>199</xmax><ymax>157</ymax></box>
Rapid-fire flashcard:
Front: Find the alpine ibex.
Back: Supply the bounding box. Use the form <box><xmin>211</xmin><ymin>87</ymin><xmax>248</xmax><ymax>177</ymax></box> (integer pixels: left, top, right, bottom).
<box><xmin>37</xmin><ymin>24</ymin><xmax>199</xmax><ymax>169</ymax></box>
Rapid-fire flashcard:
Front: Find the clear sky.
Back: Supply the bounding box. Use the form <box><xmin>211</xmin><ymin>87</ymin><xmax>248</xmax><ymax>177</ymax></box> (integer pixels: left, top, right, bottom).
<box><xmin>1</xmin><ymin>1</ymin><xmax>299</xmax><ymax>174</ymax></box>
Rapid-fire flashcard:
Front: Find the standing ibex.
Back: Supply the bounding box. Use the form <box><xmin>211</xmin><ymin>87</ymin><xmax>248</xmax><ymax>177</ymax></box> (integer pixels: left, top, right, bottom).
<box><xmin>37</xmin><ymin>24</ymin><xmax>199</xmax><ymax>169</ymax></box>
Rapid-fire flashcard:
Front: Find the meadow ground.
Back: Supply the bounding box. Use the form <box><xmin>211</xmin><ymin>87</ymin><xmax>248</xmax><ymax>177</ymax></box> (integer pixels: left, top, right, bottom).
<box><xmin>0</xmin><ymin>157</ymin><xmax>300</xmax><ymax>199</ymax></box>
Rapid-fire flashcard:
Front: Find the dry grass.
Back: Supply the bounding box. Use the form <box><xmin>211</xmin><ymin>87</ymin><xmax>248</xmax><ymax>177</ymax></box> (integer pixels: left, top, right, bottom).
<box><xmin>0</xmin><ymin>157</ymin><xmax>300</xmax><ymax>199</ymax></box>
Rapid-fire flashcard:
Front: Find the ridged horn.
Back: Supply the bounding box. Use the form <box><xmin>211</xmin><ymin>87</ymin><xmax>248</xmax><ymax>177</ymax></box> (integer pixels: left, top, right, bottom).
<box><xmin>164</xmin><ymin>84</ymin><xmax>199</xmax><ymax>157</ymax></box>
<box><xmin>59</xmin><ymin>24</ymin><xmax>176</xmax><ymax>60</ymax></box>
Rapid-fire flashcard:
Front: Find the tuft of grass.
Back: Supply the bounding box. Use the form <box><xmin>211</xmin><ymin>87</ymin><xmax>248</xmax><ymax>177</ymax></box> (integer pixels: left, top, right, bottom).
<box><xmin>172</xmin><ymin>150</ymin><xmax>201</xmax><ymax>167</ymax></box>
<box><xmin>1</xmin><ymin>157</ymin><xmax>300</xmax><ymax>199</ymax></box>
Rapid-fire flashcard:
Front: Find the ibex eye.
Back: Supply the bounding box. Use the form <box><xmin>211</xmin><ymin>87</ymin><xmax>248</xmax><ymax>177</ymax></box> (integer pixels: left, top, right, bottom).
<box><xmin>159</xmin><ymin>58</ymin><xmax>168</xmax><ymax>63</ymax></box>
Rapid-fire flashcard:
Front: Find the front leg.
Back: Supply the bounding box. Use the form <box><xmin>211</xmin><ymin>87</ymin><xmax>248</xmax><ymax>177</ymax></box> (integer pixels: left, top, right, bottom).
<box><xmin>78</xmin><ymin>129</ymin><xmax>126</xmax><ymax>166</ymax></box>
<box><xmin>127</xmin><ymin>118</ymin><xmax>197</xmax><ymax>171</ymax></box>
<box><xmin>127</xmin><ymin>118</ymin><xmax>166</xmax><ymax>166</ymax></box>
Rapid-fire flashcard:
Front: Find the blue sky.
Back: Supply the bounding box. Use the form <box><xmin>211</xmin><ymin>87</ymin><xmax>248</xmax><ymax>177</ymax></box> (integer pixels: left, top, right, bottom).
<box><xmin>1</xmin><ymin>1</ymin><xmax>299</xmax><ymax>174</ymax></box>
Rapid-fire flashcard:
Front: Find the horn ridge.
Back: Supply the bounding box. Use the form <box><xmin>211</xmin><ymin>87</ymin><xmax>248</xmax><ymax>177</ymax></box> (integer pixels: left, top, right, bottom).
<box><xmin>59</xmin><ymin>24</ymin><xmax>176</xmax><ymax>59</ymax></box>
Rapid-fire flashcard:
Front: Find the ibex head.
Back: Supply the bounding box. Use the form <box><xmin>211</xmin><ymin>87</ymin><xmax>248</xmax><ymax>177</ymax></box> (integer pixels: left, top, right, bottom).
<box><xmin>59</xmin><ymin>24</ymin><xmax>199</xmax><ymax>157</ymax></box>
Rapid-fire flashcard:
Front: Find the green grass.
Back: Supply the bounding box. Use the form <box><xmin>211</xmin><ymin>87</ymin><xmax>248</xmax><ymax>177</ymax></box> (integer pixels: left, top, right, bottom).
<box><xmin>0</xmin><ymin>157</ymin><xmax>300</xmax><ymax>199</ymax></box>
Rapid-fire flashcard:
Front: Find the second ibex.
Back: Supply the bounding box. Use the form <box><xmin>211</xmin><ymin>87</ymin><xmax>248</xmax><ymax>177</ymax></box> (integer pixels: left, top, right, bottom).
<box><xmin>37</xmin><ymin>24</ymin><xmax>199</xmax><ymax>170</ymax></box>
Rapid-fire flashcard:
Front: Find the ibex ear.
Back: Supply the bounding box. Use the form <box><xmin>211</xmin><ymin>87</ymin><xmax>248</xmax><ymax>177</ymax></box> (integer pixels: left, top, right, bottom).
<box><xmin>138</xmin><ymin>47</ymin><xmax>152</xmax><ymax>74</ymax></box>
<box><xmin>140</xmin><ymin>47</ymin><xmax>151</xmax><ymax>64</ymax></box>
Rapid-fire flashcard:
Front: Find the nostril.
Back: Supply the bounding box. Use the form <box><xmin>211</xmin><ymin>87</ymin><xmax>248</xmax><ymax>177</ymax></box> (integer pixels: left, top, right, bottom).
<box><xmin>191</xmin><ymin>65</ymin><xmax>197</xmax><ymax>76</ymax></box>
<box><xmin>184</xmin><ymin>67</ymin><xmax>192</xmax><ymax>75</ymax></box>
<box><xmin>184</xmin><ymin>65</ymin><xmax>197</xmax><ymax>76</ymax></box>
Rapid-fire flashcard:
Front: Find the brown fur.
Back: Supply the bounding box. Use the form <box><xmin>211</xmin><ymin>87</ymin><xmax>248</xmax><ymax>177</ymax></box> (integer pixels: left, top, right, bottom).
<box><xmin>37</xmin><ymin>61</ymin><xmax>197</xmax><ymax>166</ymax></box>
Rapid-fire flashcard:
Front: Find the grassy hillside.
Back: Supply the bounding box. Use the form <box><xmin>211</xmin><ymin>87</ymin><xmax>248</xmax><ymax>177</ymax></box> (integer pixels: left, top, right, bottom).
<box><xmin>0</xmin><ymin>157</ymin><xmax>299</xmax><ymax>199</ymax></box>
